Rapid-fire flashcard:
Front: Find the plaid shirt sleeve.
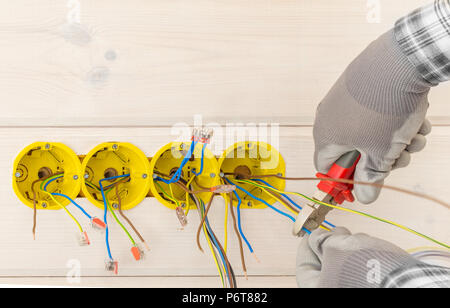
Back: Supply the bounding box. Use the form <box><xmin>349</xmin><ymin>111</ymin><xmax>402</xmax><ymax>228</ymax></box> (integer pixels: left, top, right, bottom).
<box><xmin>394</xmin><ymin>0</ymin><xmax>450</xmax><ymax>84</ymax></box>
<box><xmin>381</xmin><ymin>263</ymin><xmax>450</xmax><ymax>288</ymax></box>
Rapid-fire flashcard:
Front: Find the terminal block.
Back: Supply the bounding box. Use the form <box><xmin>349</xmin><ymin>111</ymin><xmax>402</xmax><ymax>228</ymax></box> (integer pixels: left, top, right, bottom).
<box><xmin>77</xmin><ymin>231</ymin><xmax>90</xmax><ymax>246</ymax></box>
<box><xmin>105</xmin><ymin>259</ymin><xmax>119</xmax><ymax>275</ymax></box>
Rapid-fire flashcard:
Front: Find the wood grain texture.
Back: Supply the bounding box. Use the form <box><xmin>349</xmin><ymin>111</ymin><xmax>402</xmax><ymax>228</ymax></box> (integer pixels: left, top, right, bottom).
<box><xmin>1</xmin><ymin>1</ymin><xmax>449</xmax><ymax>288</ymax></box>
<box><xmin>0</xmin><ymin>0</ymin><xmax>448</xmax><ymax>126</ymax></box>
<box><xmin>1</xmin><ymin>127</ymin><xmax>449</xmax><ymax>285</ymax></box>
<box><xmin>0</xmin><ymin>276</ymin><xmax>297</xmax><ymax>288</ymax></box>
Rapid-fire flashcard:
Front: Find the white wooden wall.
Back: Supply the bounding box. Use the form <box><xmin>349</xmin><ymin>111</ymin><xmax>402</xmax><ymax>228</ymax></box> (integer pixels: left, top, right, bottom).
<box><xmin>1</xmin><ymin>0</ymin><xmax>449</xmax><ymax>288</ymax></box>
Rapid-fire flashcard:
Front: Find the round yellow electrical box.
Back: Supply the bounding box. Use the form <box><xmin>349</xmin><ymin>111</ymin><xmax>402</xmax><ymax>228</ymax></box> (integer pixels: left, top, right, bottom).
<box><xmin>218</xmin><ymin>141</ymin><xmax>285</xmax><ymax>209</ymax></box>
<box><xmin>81</xmin><ymin>142</ymin><xmax>150</xmax><ymax>210</ymax></box>
<box><xmin>12</xmin><ymin>142</ymin><xmax>82</xmax><ymax>210</ymax></box>
<box><xmin>149</xmin><ymin>142</ymin><xmax>220</xmax><ymax>210</ymax></box>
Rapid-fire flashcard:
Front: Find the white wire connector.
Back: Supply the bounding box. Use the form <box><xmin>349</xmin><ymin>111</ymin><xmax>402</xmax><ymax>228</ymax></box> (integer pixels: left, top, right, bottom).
<box><xmin>131</xmin><ymin>243</ymin><xmax>146</xmax><ymax>261</ymax></box>
<box><xmin>192</xmin><ymin>128</ymin><xmax>214</xmax><ymax>143</ymax></box>
<box><xmin>105</xmin><ymin>259</ymin><xmax>118</xmax><ymax>275</ymax></box>
<box><xmin>175</xmin><ymin>206</ymin><xmax>188</xmax><ymax>227</ymax></box>
<box><xmin>210</xmin><ymin>185</ymin><xmax>236</xmax><ymax>193</ymax></box>
<box><xmin>77</xmin><ymin>231</ymin><xmax>90</xmax><ymax>246</ymax></box>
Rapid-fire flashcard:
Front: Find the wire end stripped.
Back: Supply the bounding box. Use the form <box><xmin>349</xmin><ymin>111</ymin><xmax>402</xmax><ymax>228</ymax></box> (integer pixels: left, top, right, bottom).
<box><xmin>77</xmin><ymin>231</ymin><xmax>90</xmax><ymax>246</ymax></box>
<box><xmin>251</xmin><ymin>253</ymin><xmax>260</xmax><ymax>263</ymax></box>
<box><xmin>91</xmin><ymin>217</ymin><xmax>107</xmax><ymax>231</ymax></box>
<box><xmin>131</xmin><ymin>244</ymin><xmax>145</xmax><ymax>261</ymax></box>
<box><xmin>105</xmin><ymin>259</ymin><xmax>119</xmax><ymax>275</ymax></box>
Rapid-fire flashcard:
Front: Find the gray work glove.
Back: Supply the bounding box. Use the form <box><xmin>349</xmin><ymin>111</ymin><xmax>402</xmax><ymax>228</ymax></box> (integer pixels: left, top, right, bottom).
<box><xmin>296</xmin><ymin>227</ymin><xmax>419</xmax><ymax>288</ymax></box>
<box><xmin>313</xmin><ymin>29</ymin><xmax>435</xmax><ymax>204</ymax></box>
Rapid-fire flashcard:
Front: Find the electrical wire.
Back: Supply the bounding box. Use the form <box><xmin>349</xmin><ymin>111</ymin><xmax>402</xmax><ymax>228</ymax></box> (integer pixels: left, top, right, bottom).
<box><xmin>168</xmin><ymin>182</ymin><xmax>180</xmax><ymax>208</ymax></box>
<box><xmin>197</xmin><ymin>194</ymin><xmax>235</xmax><ymax>287</ymax></box>
<box><xmin>155</xmin><ymin>181</ymin><xmax>179</xmax><ymax>205</ymax></box>
<box><xmin>238</xmin><ymin>179</ymin><xmax>450</xmax><ymax>249</ymax></box>
<box><xmin>184</xmin><ymin>176</ymin><xmax>196</xmax><ymax>216</ymax></box>
<box><xmin>196</xmin><ymin>193</ymin><xmax>216</xmax><ymax>252</ymax></box>
<box><xmin>258</xmin><ymin>185</ymin><xmax>298</xmax><ymax>216</ymax></box>
<box><xmin>228</xmin><ymin>192</ymin><xmax>248</xmax><ymax>279</ymax></box>
<box><xmin>115</xmin><ymin>185</ymin><xmax>149</xmax><ymax>250</ymax></box>
<box><xmin>250</xmin><ymin>178</ymin><xmax>336</xmax><ymax>228</ymax></box>
<box><xmin>40</xmin><ymin>175</ymin><xmax>83</xmax><ymax>233</ymax></box>
<box><xmin>44</xmin><ymin>176</ymin><xmax>93</xmax><ymax>220</ymax></box>
<box><xmin>99</xmin><ymin>174</ymin><xmax>130</xmax><ymax>260</ymax></box>
<box><xmin>51</xmin><ymin>193</ymin><xmax>92</xmax><ymax>220</ymax></box>
<box><xmin>192</xmin><ymin>191</ymin><xmax>225</xmax><ymax>287</ymax></box>
<box><xmin>104</xmin><ymin>194</ymin><xmax>136</xmax><ymax>246</ymax></box>
<box><xmin>241</xmin><ymin>174</ymin><xmax>450</xmax><ymax>211</ymax></box>
<box><xmin>231</xmin><ymin>184</ymin><xmax>254</xmax><ymax>254</ymax></box>
<box><xmin>30</xmin><ymin>173</ymin><xmax>63</xmax><ymax>239</ymax></box>
<box><xmin>224</xmin><ymin>178</ymin><xmax>296</xmax><ymax>222</ymax></box>
<box><xmin>155</xmin><ymin>141</ymin><xmax>198</xmax><ymax>184</ymax></box>
<box><xmin>192</xmin><ymin>143</ymin><xmax>206</xmax><ymax>176</ymax></box>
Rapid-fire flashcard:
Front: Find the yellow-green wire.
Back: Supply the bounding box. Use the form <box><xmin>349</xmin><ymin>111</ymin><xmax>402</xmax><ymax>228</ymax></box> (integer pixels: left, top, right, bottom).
<box><xmin>182</xmin><ymin>177</ymin><xmax>225</xmax><ymax>286</ymax></box>
<box><xmin>155</xmin><ymin>181</ymin><xmax>180</xmax><ymax>206</ymax></box>
<box><xmin>237</xmin><ymin>179</ymin><xmax>450</xmax><ymax>250</ymax></box>
<box><xmin>168</xmin><ymin>183</ymin><xmax>180</xmax><ymax>208</ymax></box>
<box><xmin>85</xmin><ymin>180</ymin><xmax>136</xmax><ymax>245</ymax></box>
<box><xmin>249</xmin><ymin>181</ymin><xmax>330</xmax><ymax>231</ymax></box>
<box><xmin>198</xmin><ymin>198</ymin><xmax>225</xmax><ymax>287</ymax></box>
<box><xmin>40</xmin><ymin>175</ymin><xmax>83</xmax><ymax>233</ymax></box>
<box><xmin>104</xmin><ymin>192</ymin><xmax>136</xmax><ymax>246</ymax></box>
<box><xmin>184</xmin><ymin>176</ymin><xmax>196</xmax><ymax>216</ymax></box>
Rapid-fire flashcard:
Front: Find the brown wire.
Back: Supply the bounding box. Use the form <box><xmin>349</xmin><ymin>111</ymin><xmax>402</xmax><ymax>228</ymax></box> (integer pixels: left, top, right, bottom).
<box><xmin>236</xmin><ymin>173</ymin><xmax>450</xmax><ymax>210</ymax></box>
<box><xmin>30</xmin><ymin>172</ymin><xmax>64</xmax><ymax>240</ymax></box>
<box><xmin>196</xmin><ymin>193</ymin><xmax>216</xmax><ymax>252</ymax></box>
<box><xmin>194</xmin><ymin>192</ymin><xmax>235</xmax><ymax>288</ymax></box>
<box><xmin>115</xmin><ymin>185</ymin><xmax>148</xmax><ymax>250</ymax></box>
<box><xmin>265</xmin><ymin>189</ymin><xmax>299</xmax><ymax>214</ymax></box>
<box><xmin>208</xmin><ymin>226</ymin><xmax>235</xmax><ymax>288</ymax></box>
<box><xmin>228</xmin><ymin>192</ymin><xmax>247</xmax><ymax>279</ymax></box>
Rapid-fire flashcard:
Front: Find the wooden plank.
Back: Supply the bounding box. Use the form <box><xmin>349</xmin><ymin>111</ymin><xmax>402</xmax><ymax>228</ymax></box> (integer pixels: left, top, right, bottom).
<box><xmin>0</xmin><ymin>0</ymin><xmax>448</xmax><ymax>126</ymax></box>
<box><xmin>1</xmin><ymin>126</ymin><xmax>449</xmax><ymax>278</ymax></box>
<box><xmin>0</xmin><ymin>276</ymin><xmax>297</xmax><ymax>288</ymax></box>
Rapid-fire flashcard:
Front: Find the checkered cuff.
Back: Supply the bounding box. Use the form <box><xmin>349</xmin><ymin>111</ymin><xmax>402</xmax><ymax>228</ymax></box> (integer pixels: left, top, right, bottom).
<box><xmin>395</xmin><ymin>0</ymin><xmax>450</xmax><ymax>84</ymax></box>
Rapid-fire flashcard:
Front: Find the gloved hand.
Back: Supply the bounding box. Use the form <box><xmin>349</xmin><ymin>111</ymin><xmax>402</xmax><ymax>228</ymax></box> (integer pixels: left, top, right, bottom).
<box><xmin>313</xmin><ymin>29</ymin><xmax>435</xmax><ymax>204</ymax></box>
<box><xmin>296</xmin><ymin>227</ymin><xmax>419</xmax><ymax>288</ymax></box>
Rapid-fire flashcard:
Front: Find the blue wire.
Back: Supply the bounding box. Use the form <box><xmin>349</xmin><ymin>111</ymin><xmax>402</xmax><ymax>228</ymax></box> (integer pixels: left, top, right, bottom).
<box><xmin>201</xmin><ymin>200</ymin><xmax>230</xmax><ymax>282</ymax></box>
<box><xmin>251</xmin><ymin>179</ymin><xmax>302</xmax><ymax>210</ymax></box>
<box><xmin>226</xmin><ymin>178</ymin><xmax>295</xmax><ymax>222</ymax></box>
<box><xmin>157</xmin><ymin>141</ymin><xmax>197</xmax><ymax>184</ymax></box>
<box><xmin>99</xmin><ymin>174</ymin><xmax>130</xmax><ymax>260</ymax></box>
<box><xmin>43</xmin><ymin>175</ymin><xmax>93</xmax><ymax>220</ymax></box>
<box><xmin>223</xmin><ymin>178</ymin><xmax>254</xmax><ymax>253</ymax></box>
<box><xmin>226</xmin><ymin>178</ymin><xmax>314</xmax><ymax>234</ymax></box>
<box><xmin>234</xmin><ymin>188</ymin><xmax>254</xmax><ymax>253</ymax></box>
<box><xmin>51</xmin><ymin>193</ymin><xmax>92</xmax><ymax>220</ymax></box>
<box><xmin>251</xmin><ymin>179</ymin><xmax>336</xmax><ymax>229</ymax></box>
<box><xmin>43</xmin><ymin>175</ymin><xmax>63</xmax><ymax>191</ymax></box>
<box><xmin>192</xmin><ymin>143</ymin><xmax>206</xmax><ymax>176</ymax></box>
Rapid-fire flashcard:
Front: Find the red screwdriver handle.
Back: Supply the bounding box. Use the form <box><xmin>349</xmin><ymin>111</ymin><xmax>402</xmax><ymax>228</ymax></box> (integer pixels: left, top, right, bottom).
<box><xmin>316</xmin><ymin>150</ymin><xmax>361</xmax><ymax>204</ymax></box>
